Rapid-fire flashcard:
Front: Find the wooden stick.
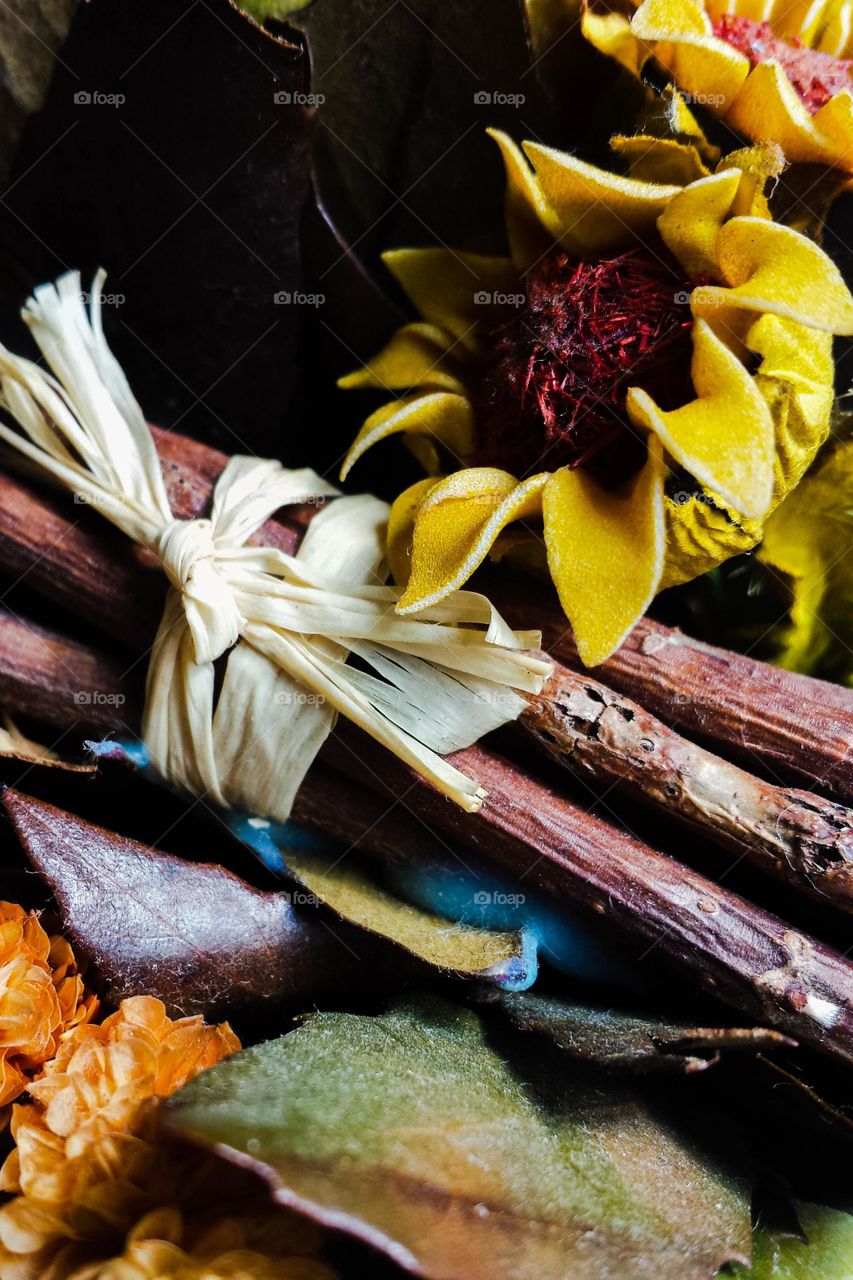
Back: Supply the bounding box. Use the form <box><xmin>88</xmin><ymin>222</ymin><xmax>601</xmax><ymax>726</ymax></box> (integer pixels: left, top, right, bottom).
<box><xmin>489</xmin><ymin>572</ymin><xmax>853</xmax><ymax>804</ymax></box>
<box><xmin>3</xmin><ymin>606</ymin><xmax>853</xmax><ymax>1066</ymax></box>
<box><xmin>2</xmin><ymin>430</ymin><xmax>851</xmax><ymax>807</ymax></box>
<box><xmin>2</xmin><ymin>451</ymin><xmax>852</xmax><ymax>912</ymax></box>
<box><xmin>522</xmin><ymin>665</ymin><xmax>853</xmax><ymax>914</ymax></box>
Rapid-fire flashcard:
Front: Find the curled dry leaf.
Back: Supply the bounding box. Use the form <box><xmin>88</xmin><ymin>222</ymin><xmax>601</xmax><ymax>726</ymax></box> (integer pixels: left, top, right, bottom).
<box><xmin>165</xmin><ymin>997</ymin><xmax>751</xmax><ymax>1280</ymax></box>
<box><xmin>487</xmin><ymin>990</ymin><xmax>796</xmax><ymax>1073</ymax></box>
<box><xmin>286</xmin><ymin>848</ymin><xmax>537</xmax><ymax>989</ymax></box>
<box><xmin>1</xmin><ymin>788</ymin><xmax>370</xmax><ymax>1018</ymax></box>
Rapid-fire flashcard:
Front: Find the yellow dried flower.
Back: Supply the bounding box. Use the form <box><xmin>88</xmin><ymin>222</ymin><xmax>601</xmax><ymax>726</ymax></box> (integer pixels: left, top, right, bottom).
<box><xmin>0</xmin><ymin>998</ymin><xmax>267</xmax><ymax>1280</ymax></box>
<box><xmin>0</xmin><ymin>902</ymin><xmax>97</xmax><ymax>1119</ymax></box>
<box><xmin>340</xmin><ymin>132</ymin><xmax>853</xmax><ymax>664</ymax></box>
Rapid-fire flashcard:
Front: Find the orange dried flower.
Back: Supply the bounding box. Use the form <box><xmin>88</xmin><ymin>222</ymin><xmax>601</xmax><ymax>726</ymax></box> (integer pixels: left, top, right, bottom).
<box><xmin>0</xmin><ymin>996</ymin><xmax>331</xmax><ymax>1280</ymax></box>
<box><xmin>0</xmin><ymin>902</ymin><xmax>97</xmax><ymax>1119</ymax></box>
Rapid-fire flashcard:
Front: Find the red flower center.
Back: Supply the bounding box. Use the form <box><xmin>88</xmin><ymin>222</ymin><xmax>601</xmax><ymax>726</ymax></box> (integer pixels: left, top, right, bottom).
<box><xmin>473</xmin><ymin>248</ymin><xmax>694</xmax><ymax>479</ymax></box>
<box><xmin>713</xmin><ymin>14</ymin><xmax>852</xmax><ymax>113</ymax></box>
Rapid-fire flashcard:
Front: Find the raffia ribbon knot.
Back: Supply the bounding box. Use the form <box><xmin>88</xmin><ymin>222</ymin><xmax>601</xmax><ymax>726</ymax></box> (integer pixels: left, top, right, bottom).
<box><xmin>0</xmin><ymin>272</ymin><xmax>551</xmax><ymax>818</ymax></box>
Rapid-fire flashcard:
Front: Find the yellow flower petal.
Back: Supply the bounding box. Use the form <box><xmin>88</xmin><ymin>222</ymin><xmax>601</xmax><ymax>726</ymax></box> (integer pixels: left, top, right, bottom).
<box><xmin>487</xmin><ymin>129</ymin><xmax>561</xmax><ymax>270</ymax></box>
<box><xmin>726</xmin><ymin>60</ymin><xmax>847</xmax><ymax>167</ymax></box>
<box><xmin>386</xmin><ymin>477</ymin><xmax>441</xmax><ymax>587</ymax></box>
<box><xmin>812</xmin><ymin>88</ymin><xmax>853</xmax><ymax>166</ymax></box>
<box><xmin>748</xmin><ymin>311</ymin><xmax>834</xmax><ymax>444</ymax></box>
<box><xmin>340</xmin><ymin>392</ymin><xmax>474</xmax><ymax>481</ymax></box>
<box><xmin>581</xmin><ymin>5</ymin><xmax>645</xmax><ymax>72</ymax></box>
<box><xmin>610</xmin><ymin>135</ymin><xmax>710</xmax><ymax>184</ymax></box>
<box><xmin>521</xmin><ymin>141</ymin><xmax>682</xmax><ymax>255</ymax></box>
<box><xmin>721</xmin><ymin>142</ymin><xmax>785</xmax><ymax>219</ymax></box>
<box><xmin>627</xmin><ymin>319</ymin><xmax>775</xmax><ymax>518</ymax></box>
<box><xmin>696</xmin><ymin>215</ymin><xmax>853</xmax><ymax>334</ymax></box>
<box><xmin>816</xmin><ymin>0</ymin><xmax>853</xmax><ymax>55</ymax></box>
<box><xmin>383</xmin><ymin>249</ymin><xmax>518</xmax><ymax>351</ymax></box>
<box><xmin>397</xmin><ymin>469</ymin><xmax>549</xmax><ymax>612</ymax></box>
<box><xmin>631</xmin><ymin>0</ymin><xmax>750</xmax><ymax>109</ymax></box>
<box><xmin>543</xmin><ymin>437</ymin><xmax>667</xmax><ymax>666</ymax></box>
<box><xmin>337</xmin><ymin>324</ymin><xmax>465</xmax><ymax>394</ymax></box>
<box><xmin>657</xmin><ymin>168</ymin><xmax>740</xmax><ymax>276</ymax></box>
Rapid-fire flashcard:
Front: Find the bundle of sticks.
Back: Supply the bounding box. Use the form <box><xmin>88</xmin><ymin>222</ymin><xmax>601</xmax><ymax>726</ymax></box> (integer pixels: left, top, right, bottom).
<box><xmin>0</xmin><ymin>427</ymin><xmax>851</xmax><ymax>1064</ymax></box>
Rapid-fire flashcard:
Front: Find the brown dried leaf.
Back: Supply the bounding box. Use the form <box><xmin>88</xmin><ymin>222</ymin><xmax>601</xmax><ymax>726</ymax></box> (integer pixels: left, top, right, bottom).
<box><xmin>1</xmin><ymin>788</ymin><xmax>368</xmax><ymax>1018</ymax></box>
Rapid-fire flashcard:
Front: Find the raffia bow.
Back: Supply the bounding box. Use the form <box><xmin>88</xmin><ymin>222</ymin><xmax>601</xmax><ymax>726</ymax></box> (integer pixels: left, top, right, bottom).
<box><xmin>0</xmin><ymin>272</ymin><xmax>550</xmax><ymax>817</ymax></box>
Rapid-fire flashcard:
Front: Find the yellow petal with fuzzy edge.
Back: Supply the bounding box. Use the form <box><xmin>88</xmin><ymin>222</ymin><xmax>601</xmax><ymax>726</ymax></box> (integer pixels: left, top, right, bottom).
<box><xmin>387</xmin><ymin>477</ymin><xmax>442</xmax><ymax>588</ymax></box>
<box><xmin>383</xmin><ymin>249</ymin><xmax>518</xmax><ymax>352</ymax></box>
<box><xmin>748</xmin><ymin>312</ymin><xmax>834</xmax><ymax>444</ymax></box>
<box><xmin>521</xmin><ymin>142</ymin><xmax>681</xmax><ymax>255</ymax></box>
<box><xmin>338</xmin><ymin>324</ymin><xmax>466</xmax><ymax>394</ymax></box>
<box><xmin>631</xmin><ymin>0</ymin><xmax>750</xmax><ymax>110</ymax></box>
<box><xmin>581</xmin><ymin>6</ymin><xmax>645</xmax><ymax>73</ymax></box>
<box><xmin>610</xmin><ymin>135</ymin><xmax>710</xmax><ymax>185</ymax></box>
<box><xmin>340</xmin><ymin>392</ymin><xmax>474</xmax><ymax>481</ymax></box>
<box><xmin>696</xmin><ymin>216</ymin><xmax>853</xmax><ymax>334</ymax></box>
<box><xmin>487</xmin><ymin>129</ymin><xmax>561</xmax><ymax>271</ymax></box>
<box><xmin>657</xmin><ymin>168</ymin><xmax>740</xmax><ymax>277</ymax></box>
<box><xmin>726</xmin><ymin>61</ymin><xmax>847</xmax><ymax>168</ymax></box>
<box><xmin>543</xmin><ymin>436</ymin><xmax>667</xmax><ymax>666</ymax></box>
<box><xmin>812</xmin><ymin>90</ymin><xmax>853</xmax><ymax>167</ymax></box>
<box><xmin>396</xmin><ymin>469</ymin><xmax>549</xmax><ymax>613</ymax></box>
<box><xmin>627</xmin><ymin>319</ymin><xmax>775</xmax><ymax>519</ymax></box>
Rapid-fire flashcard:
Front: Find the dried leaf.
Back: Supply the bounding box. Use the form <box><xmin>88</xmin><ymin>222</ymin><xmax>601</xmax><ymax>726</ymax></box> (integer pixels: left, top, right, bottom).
<box><xmin>280</xmin><ymin>0</ymin><xmax>542</xmax><ymax>262</ymax></box>
<box><xmin>1</xmin><ymin>788</ymin><xmax>369</xmax><ymax>1018</ymax></box>
<box><xmin>287</xmin><ymin>848</ymin><xmax>536</xmax><ymax>989</ymax></box>
<box><xmin>730</xmin><ymin>1203</ymin><xmax>853</xmax><ymax>1278</ymax></box>
<box><xmin>489</xmin><ymin>990</ymin><xmax>795</xmax><ymax>1073</ymax></box>
<box><xmin>165</xmin><ymin>997</ymin><xmax>751</xmax><ymax>1280</ymax></box>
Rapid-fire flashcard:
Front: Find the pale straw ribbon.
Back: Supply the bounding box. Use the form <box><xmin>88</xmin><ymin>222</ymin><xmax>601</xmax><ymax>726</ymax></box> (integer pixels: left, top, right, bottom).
<box><xmin>0</xmin><ymin>272</ymin><xmax>551</xmax><ymax>816</ymax></box>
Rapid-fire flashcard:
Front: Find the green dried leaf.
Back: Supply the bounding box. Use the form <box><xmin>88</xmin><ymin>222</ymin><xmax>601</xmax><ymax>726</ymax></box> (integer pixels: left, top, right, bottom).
<box><xmin>286</xmin><ymin>849</ymin><xmax>534</xmax><ymax>985</ymax></box>
<box><xmin>729</xmin><ymin>1203</ymin><xmax>853</xmax><ymax>1278</ymax></box>
<box><xmin>165</xmin><ymin>997</ymin><xmax>750</xmax><ymax>1280</ymax></box>
<box><xmin>490</xmin><ymin>990</ymin><xmax>795</xmax><ymax>1073</ymax></box>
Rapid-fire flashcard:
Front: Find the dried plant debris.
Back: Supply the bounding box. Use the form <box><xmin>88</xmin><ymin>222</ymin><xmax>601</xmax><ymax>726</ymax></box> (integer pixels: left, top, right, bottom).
<box><xmin>165</xmin><ymin>997</ymin><xmax>752</xmax><ymax>1280</ymax></box>
<box><xmin>487</xmin><ymin>990</ymin><xmax>796</xmax><ymax>1073</ymax></box>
